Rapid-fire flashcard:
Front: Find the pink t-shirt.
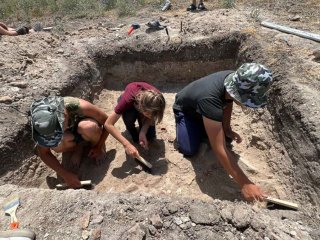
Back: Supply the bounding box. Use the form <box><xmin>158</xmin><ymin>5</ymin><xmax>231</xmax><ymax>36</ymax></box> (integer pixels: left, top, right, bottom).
<box><xmin>114</xmin><ymin>82</ymin><xmax>160</xmax><ymax>114</ymax></box>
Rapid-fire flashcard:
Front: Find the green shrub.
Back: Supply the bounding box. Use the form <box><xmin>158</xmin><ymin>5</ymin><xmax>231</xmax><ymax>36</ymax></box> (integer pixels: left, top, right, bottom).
<box><xmin>116</xmin><ymin>0</ymin><xmax>146</xmax><ymax>17</ymax></box>
<box><xmin>0</xmin><ymin>0</ymin><xmax>152</xmax><ymax>20</ymax></box>
<box><xmin>222</xmin><ymin>0</ymin><xmax>235</xmax><ymax>8</ymax></box>
<box><xmin>59</xmin><ymin>0</ymin><xmax>104</xmax><ymax>18</ymax></box>
<box><xmin>0</xmin><ymin>0</ymin><xmax>58</xmax><ymax>21</ymax></box>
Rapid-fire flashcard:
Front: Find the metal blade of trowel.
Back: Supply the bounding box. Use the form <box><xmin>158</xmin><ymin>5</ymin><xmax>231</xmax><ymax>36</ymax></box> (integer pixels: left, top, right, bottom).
<box><xmin>135</xmin><ymin>155</ymin><xmax>153</xmax><ymax>170</ymax></box>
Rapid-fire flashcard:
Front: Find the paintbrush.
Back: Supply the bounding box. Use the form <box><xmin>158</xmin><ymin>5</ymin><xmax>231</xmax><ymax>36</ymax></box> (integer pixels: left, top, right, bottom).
<box><xmin>3</xmin><ymin>196</ymin><xmax>20</xmax><ymax>229</ymax></box>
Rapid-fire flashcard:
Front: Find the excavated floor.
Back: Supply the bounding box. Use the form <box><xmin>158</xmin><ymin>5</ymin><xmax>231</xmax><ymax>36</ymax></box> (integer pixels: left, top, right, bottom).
<box><xmin>33</xmin><ymin>35</ymin><xmax>288</xmax><ymax>203</ymax></box>
<box><xmin>0</xmin><ymin>32</ymin><xmax>291</xmax><ymax>203</ymax></box>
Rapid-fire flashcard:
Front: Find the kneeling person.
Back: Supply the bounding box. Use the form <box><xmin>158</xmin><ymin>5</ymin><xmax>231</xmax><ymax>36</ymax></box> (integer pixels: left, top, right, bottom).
<box><xmin>31</xmin><ymin>96</ymin><xmax>109</xmax><ymax>188</ymax></box>
<box><xmin>173</xmin><ymin>63</ymin><xmax>273</xmax><ymax>201</ymax></box>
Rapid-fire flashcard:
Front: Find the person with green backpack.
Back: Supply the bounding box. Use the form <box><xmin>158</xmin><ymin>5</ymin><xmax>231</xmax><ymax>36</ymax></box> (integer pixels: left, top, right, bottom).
<box><xmin>30</xmin><ymin>96</ymin><xmax>109</xmax><ymax>188</ymax></box>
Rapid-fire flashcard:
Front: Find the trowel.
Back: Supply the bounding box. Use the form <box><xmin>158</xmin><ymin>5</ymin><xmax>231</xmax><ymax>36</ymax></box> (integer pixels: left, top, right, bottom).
<box><xmin>56</xmin><ymin>180</ymin><xmax>93</xmax><ymax>190</ymax></box>
<box><xmin>135</xmin><ymin>155</ymin><xmax>153</xmax><ymax>172</ymax></box>
<box><xmin>266</xmin><ymin>197</ymin><xmax>299</xmax><ymax>210</ymax></box>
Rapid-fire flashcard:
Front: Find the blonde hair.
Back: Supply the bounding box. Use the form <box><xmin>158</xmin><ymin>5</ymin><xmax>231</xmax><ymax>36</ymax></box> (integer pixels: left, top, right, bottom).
<box><xmin>135</xmin><ymin>90</ymin><xmax>166</xmax><ymax>124</ymax></box>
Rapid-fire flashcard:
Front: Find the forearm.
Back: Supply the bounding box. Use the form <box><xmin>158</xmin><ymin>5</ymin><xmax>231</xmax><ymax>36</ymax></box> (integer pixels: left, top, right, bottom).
<box><xmin>38</xmin><ymin>152</ymin><xmax>69</xmax><ymax>178</ymax></box>
<box><xmin>105</xmin><ymin>124</ymin><xmax>132</xmax><ymax>147</ymax></box>
<box><xmin>140</xmin><ymin>119</ymin><xmax>153</xmax><ymax>134</ymax></box>
<box><xmin>215</xmin><ymin>147</ymin><xmax>252</xmax><ymax>186</ymax></box>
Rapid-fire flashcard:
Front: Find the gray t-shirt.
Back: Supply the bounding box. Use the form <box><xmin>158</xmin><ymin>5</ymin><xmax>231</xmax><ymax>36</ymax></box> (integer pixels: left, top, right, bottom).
<box><xmin>173</xmin><ymin>70</ymin><xmax>234</xmax><ymax>122</ymax></box>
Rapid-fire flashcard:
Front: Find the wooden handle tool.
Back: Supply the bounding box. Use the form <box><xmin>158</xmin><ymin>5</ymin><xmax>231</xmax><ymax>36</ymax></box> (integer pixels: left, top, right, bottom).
<box><xmin>56</xmin><ymin>180</ymin><xmax>92</xmax><ymax>189</ymax></box>
<box><xmin>136</xmin><ymin>155</ymin><xmax>153</xmax><ymax>169</ymax></box>
<box><xmin>266</xmin><ymin>197</ymin><xmax>299</xmax><ymax>210</ymax></box>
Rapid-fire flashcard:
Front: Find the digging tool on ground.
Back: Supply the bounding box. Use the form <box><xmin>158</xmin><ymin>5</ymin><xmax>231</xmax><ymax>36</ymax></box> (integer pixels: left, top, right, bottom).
<box><xmin>266</xmin><ymin>197</ymin><xmax>299</xmax><ymax>211</ymax></box>
<box><xmin>56</xmin><ymin>180</ymin><xmax>93</xmax><ymax>190</ymax></box>
<box><xmin>135</xmin><ymin>155</ymin><xmax>153</xmax><ymax>170</ymax></box>
<box><xmin>128</xmin><ymin>23</ymin><xmax>140</xmax><ymax>35</ymax></box>
<box><xmin>3</xmin><ymin>196</ymin><xmax>20</xmax><ymax>229</ymax></box>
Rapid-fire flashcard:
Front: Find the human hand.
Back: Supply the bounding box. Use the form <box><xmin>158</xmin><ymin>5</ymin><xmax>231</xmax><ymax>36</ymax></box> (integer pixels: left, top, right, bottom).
<box><xmin>241</xmin><ymin>183</ymin><xmax>267</xmax><ymax>202</ymax></box>
<box><xmin>63</xmin><ymin>172</ymin><xmax>82</xmax><ymax>189</ymax></box>
<box><xmin>124</xmin><ymin>143</ymin><xmax>139</xmax><ymax>158</ymax></box>
<box><xmin>139</xmin><ymin>132</ymin><xmax>149</xmax><ymax>150</ymax></box>
<box><xmin>225</xmin><ymin>129</ymin><xmax>242</xmax><ymax>144</ymax></box>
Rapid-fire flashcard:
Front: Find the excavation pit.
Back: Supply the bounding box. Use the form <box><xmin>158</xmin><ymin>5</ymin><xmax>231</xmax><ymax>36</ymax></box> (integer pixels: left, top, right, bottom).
<box><xmin>0</xmin><ymin>32</ymin><xmax>291</xmax><ymax>203</ymax></box>
<box><xmin>0</xmin><ymin>10</ymin><xmax>319</xmax><ymax>238</ymax></box>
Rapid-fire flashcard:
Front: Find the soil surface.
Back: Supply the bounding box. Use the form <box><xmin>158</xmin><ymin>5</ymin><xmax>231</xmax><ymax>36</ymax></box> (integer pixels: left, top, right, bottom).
<box><xmin>0</xmin><ymin>1</ymin><xmax>320</xmax><ymax>239</ymax></box>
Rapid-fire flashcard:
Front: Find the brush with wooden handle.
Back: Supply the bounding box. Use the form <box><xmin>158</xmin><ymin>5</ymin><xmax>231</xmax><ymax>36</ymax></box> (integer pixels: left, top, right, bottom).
<box><xmin>3</xmin><ymin>196</ymin><xmax>20</xmax><ymax>229</ymax></box>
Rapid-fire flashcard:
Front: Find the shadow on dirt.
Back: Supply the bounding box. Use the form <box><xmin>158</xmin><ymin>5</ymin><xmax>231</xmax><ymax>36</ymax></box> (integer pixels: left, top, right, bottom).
<box><xmin>79</xmin><ymin>149</ymin><xmax>117</xmax><ymax>185</ymax></box>
<box><xmin>111</xmin><ymin>139</ymin><xmax>167</xmax><ymax>179</ymax></box>
<box><xmin>187</xmin><ymin>143</ymin><xmax>243</xmax><ymax>201</ymax></box>
<box><xmin>45</xmin><ymin>148</ymin><xmax>117</xmax><ymax>189</ymax></box>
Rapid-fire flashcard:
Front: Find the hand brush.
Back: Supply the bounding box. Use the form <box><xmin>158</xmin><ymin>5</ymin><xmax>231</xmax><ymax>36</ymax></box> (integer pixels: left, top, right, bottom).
<box><xmin>3</xmin><ymin>196</ymin><xmax>20</xmax><ymax>229</ymax></box>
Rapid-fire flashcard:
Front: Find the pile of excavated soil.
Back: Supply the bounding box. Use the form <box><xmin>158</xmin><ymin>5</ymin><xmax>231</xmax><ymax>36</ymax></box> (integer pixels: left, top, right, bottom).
<box><xmin>0</xmin><ymin>185</ymin><xmax>316</xmax><ymax>240</ymax></box>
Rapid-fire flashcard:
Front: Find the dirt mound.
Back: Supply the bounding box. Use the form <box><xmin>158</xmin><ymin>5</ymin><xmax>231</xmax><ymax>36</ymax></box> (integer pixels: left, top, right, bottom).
<box><xmin>0</xmin><ymin>184</ymin><xmax>316</xmax><ymax>239</ymax></box>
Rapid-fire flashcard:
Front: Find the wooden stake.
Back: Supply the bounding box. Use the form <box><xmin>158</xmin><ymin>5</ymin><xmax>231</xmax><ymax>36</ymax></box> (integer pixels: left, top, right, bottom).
<box><xmin>261</xmin><ymin>21</ymin><xmax>320</xmax><ymax>43</ymax></box>
<box><xmin>266</xmin><ymin>197</ymin><xmax>299</xmax><ymax>210</ymax></box>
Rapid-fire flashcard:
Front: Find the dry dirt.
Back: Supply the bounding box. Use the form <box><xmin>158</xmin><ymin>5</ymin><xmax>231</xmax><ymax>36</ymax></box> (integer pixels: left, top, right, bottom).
<box><xmin>68</xmin><ymin>91</ymin><xmax>284</xmax><ymax>204</ymax></box>
<box><xmin>0</xmin><ymin>1</ymin><xmax>320</xmax><ymax>239</ymax></box>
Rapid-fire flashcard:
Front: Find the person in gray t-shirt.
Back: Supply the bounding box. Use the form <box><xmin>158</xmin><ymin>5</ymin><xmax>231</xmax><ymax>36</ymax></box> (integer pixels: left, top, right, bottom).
<box><xmin>173</xmin><ymin>63</ymin><xmax>273</xmax><ymax>202</ymax></box>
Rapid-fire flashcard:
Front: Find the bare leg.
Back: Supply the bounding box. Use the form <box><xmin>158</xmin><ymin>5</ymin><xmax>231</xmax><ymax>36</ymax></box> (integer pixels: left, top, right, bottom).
<box><xmin>77</xmin><ymin>118</ymin><xmax>102</xmax><ymax>145</ymax></box>
<box><xmin>0</xmin><ymin>22</ymin><xmax>8</xmax><ymax>30</ymax></box>
<box><xmin>77</xmin><ymin>118</ymin><xmax>105</xmax><ymax>163</ymax></box>
<box><xmin>192</xmin><ymin>0</ymin><xmax>196</xmax><ymax>5</ymax></box>
<box><xmin>52</xmin><ymin>132</ymin><xmax>77</xmax><ymax>153</ymax></box>
<box><xmin>53</xmin><ymin>132</ymin><xmax>86</xmax><ymax>168</ymax></box>
<box><xmin>0</xmin><ymin>26</ymin><xmax>18</xmax><ymax>36</ymax></box>
<box><xmin>70</xmin><ymin>142</ymin><xmax>85</xmax><ymax>167</ymax></box>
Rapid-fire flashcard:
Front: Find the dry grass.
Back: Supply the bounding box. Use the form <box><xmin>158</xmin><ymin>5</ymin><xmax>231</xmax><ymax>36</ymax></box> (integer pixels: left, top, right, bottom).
<box><xmin>0</xmin><ymin>0</ymin><xmax>239</xmax><ymax>22</ymax></box>
<box><xmin>0</xmin><ymin>0</ymin><xmax>158</xmax><ymax>21</ymax></box>
<box><xmin>1</xmin><ymin>0</ymin><xmax>318</xmax><ymax>23</ymax></box>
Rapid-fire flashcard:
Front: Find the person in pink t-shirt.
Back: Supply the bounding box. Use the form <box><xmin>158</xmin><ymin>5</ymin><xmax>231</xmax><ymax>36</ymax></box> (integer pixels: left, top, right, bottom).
<box><xmin>105</xmin><ymin>82</ymin><xmax>166</xmax><ymax>158</ymax></box>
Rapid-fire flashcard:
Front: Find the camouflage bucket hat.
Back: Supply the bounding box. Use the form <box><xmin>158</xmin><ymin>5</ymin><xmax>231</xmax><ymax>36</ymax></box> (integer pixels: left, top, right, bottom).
<box><xmin>224</xmin><ymin>63</ymin><xmax>273</xmax><ymax>108</ymax></box>
<box><xmin>30</xmin><ymin>96</ymin><xmax>64</xmax><ymax>147</ymax></box>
